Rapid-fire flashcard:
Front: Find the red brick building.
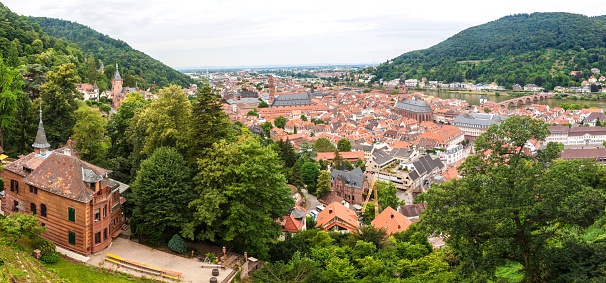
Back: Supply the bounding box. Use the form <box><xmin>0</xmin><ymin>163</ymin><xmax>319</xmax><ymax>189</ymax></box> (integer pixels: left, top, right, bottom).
<box><xmin>1</xmin><ymin>113</ymin><xmax>128</xmax><ymax>255</ymax></box>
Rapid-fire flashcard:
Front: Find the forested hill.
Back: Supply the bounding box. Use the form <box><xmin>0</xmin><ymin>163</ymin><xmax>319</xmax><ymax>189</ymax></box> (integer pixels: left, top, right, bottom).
<box><xmin>30</xmin><ymin>17</ymin><xmax>194</xmax><ymax>89</ymax></box>
<box><xmin>373</xmin><ymin>12</ymin><xmax>606</xmax><ymax>90</ymax></box>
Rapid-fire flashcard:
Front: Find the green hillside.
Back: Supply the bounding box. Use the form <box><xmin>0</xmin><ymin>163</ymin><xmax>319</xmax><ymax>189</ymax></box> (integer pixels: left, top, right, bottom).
<box><xmin>29</xmin><ymin>17</ymin><xmax>194</xmax><ymax>89</ymax></box>
<box><xmin>373</xmin><ymin>12</ymin><xmax>606</xmax><ymax>90</ymax></box>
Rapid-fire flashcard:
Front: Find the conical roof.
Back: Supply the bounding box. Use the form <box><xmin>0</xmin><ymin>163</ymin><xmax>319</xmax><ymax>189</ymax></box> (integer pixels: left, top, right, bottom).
<box><xmin>113</xmin><ymin>63</ymin><xmax>122</xmax><ymax>81</ymax></box>
<box><xmin>32</xmin><ymin>105</ymin><xmax>50</xmax><ymax>149</ymax></box>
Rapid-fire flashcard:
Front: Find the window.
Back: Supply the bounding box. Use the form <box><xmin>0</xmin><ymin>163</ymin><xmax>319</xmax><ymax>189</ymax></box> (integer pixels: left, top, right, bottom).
<box><xmin>103</xmin><ymin>205</ymin><xmax>107</xmax><ymax>219</ymax></box>
<box><xmin>94</xmin><ymin>208</ymin><xmax>100</xmax><ymax>221</ymax></box>
<box><xmin>10</xmin><ymin>180</ymin><xmax>18</xmax><ymax>193</ymax></box>
<box><xmin>41</xmin><ymin>204</ymin><xmax>47</xmax><ymax>217</ymax></box>
<box><xmin>29</xmin><ymin>185</ymin><xmax>38</xmax><ymax>195</ymax></box>
<box><xmin>68</xmin><ymin>231</ymin><xmax>76</xmax><ymax>245</ymax></box>
<box><xmin>94</xmin><ymin>232</ymin><xmax>101</xmax><ymax>244</ymax></box>
<box><xmin>103</xmin><ymin>228</ymin><xmax>108</xmax><ymax>240</ymax></box>
<box><xmin>68</xmin><ymin>207</ymin><xmax>75</xmax><ymax>222</ymax></box>
<box><xmin>30</xmin><ymin>203</ymin><xmax>37</xmax><ymax>215</ymax></box>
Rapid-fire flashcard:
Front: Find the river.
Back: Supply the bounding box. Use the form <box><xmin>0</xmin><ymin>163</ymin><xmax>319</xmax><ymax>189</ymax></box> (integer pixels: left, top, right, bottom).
<box><xmin>421</xmin><ymin>90</ymin><xmax>606</xmax><ymax>110</ymax></box>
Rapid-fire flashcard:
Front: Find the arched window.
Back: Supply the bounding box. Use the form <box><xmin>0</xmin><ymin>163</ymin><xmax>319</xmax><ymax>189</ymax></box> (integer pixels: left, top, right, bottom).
<box><xmin>31</xmin><ymin>203</ymin><xmax>37</xmax><ymax>215</ymax></box>
<box><xmin>41</xmin><ymin>204</ymin><xmax>47</xmax><ymax>217</ymax></box>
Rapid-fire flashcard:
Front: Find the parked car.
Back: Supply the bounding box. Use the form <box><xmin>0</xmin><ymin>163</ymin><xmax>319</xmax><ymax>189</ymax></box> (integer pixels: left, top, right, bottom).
<box><xmin>315</xmin><ymin>204</ymin><xmax>326</xmax><ymax>212</ymax></box>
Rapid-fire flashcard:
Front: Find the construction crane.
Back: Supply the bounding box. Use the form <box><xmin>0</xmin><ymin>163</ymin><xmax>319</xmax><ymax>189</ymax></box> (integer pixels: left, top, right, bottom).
<box><xmin>361</xmin><ymin>173</ymin><xmax>380</xmax><ymax>218</ymax></box>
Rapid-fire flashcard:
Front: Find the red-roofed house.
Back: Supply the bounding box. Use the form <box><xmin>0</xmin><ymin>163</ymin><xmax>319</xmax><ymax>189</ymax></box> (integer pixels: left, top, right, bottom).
<box><xmin>371</xmin><ymin>206</ymin><xmax>412</xmax><ymax>235</ymax></box>
<box><xmin>315</xmin><ymin>202</ymin><xmax>359</xmax><ymax>233</ymax></box>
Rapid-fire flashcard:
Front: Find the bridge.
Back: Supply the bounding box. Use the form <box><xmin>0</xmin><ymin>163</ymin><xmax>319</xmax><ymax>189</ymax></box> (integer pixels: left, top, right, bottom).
<box><xmin>495</xmin><ymin>93</ymin><xmax>555</xmax><ymax>108</ymax></box>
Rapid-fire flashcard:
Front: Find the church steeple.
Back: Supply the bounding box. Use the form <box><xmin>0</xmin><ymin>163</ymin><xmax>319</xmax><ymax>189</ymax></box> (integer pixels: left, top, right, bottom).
<box><xmin>113</xmin><ymin>62</ymin><xmax>122</xmax><ymax>81</ymax></box>
<box><xmin>32</xmin><ymin>103</ymin><xmax>51</xmax><ymax>155</ymax></box>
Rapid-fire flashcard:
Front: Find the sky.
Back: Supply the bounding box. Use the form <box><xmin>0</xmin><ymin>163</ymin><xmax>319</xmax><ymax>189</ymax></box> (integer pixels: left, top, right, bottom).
<box><xmin>4</xmin><ymin>0</ymin><xmax>606</xmax><ymax>69</ymax></box>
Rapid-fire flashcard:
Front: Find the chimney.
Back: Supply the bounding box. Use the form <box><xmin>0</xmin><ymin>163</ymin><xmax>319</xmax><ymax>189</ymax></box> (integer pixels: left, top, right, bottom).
<box><xmin>329</xmin><ymin>208</ymin><xmax>333</xmax><ymax>214</ymax></box>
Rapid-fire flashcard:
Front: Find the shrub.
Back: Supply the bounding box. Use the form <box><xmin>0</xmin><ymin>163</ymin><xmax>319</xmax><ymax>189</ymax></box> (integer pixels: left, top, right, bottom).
<box><xmin>168</xmin><ymin>234</ymin><xmax>187</xmax><ymax>254</ymax></box>
<box><xmin>33</xmin><ymin>238</ymin><xmax>56</xmax><ymax>255</ymax></box>
<box><xmin>40</xmin><ymin>252</ymin><xmax>60</xmax><ymax>264</ymax></box>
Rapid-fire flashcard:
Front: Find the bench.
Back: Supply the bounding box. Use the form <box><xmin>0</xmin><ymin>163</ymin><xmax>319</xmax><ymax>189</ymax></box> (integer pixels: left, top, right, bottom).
<box><xmin>104</xmin><ymin>253</ymin><xmax>183</xmax><ymax>280</ymax></box>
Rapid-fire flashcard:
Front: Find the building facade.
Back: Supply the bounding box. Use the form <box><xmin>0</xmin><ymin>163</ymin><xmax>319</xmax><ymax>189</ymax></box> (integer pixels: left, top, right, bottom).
<box><xmin>452</xmin><ymin>113</ymin><xmax>507</xmax><ymax>138</ymax></box>
<box><xmin>393</xmin><ymin>98</ymin><xmax>433</xmax><ymax>122</ymax></box>
<box><xmin>1</xmin><ymin>113</ymin><xmax>127</xmax><ymax>255</ymax></box>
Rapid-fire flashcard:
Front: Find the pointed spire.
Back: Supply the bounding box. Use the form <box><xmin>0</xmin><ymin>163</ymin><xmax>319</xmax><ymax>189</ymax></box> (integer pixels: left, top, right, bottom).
<box><xmin>32</xmin><ymin>102</ymin><xmax>51</xmax><ymax>151</ymax></box>
<box><xmin>113</xmin><ymin>62</ymin><xmax>122</xmax><ymax>81</ymax></box>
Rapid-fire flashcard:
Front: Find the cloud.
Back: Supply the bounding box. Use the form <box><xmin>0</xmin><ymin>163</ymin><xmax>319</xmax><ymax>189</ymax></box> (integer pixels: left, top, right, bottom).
<box><xmin>4</xmin><ymin>0</ymin><xmax>606</xmax><ymax>67</ymax></box>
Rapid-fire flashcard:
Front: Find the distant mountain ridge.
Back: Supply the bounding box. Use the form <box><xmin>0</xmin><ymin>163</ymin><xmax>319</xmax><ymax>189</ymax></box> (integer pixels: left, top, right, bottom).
<box><xmin>29</xmin><ymin>17</ymin><xmax>194</xmax><ymax>89</ymax></box>
<box><xmin>373</xmin><ymin>12</ymin><xmax>606</xmax><ymax>90</ymax></box>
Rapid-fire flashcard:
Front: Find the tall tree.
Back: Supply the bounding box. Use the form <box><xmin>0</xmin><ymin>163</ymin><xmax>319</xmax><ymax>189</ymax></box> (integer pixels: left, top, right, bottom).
<box><xmin>186</xmin><ymin>134</ymin><xmax>294</xmax><ymax>259</ymax></box>
<box><xmin>127</xmin><ymin>85</ymin><xmax>192</xmax><ymax>170</ymax></box>
<box><xmin>40</xmin><ymin>62</ymin><xmax>80</xmax><ymax>147</ymax></box>
<box><xmin>72</xmin><ymin>104</ymin><xmax>109</xmax><ymax>165</ymax></box>
<box><xmin>21</xmin><ymin>64</ymin><xmax>47</xmax><ymax>99</ymax></box>
<box><xmin>187</xmin><ymin>85</ymin><xmax>232</xmax><ymax>162</ymax></box>
<box><xmin>337</xmin><ymin>138</ymin><xmax>352</xmax><ymax>152</ymax></box>
<box><xmin>130</xmin><ymin>147</ymin><xmax>194</xmax><ymax>245</ymax></box>
<box><xmin>105</xmin><ymin>92</ymin><xmax>146</xmax><ymax>183</ymax></box>
<box><xmin>301</xmin><ymin>161</ymin><xmax>320</xmax><ymax>194</ymax></box>
<box><xmin>0</xmin><ymin>58</ymin><xmax>22</xmax><ymax>150</ymax></box>
<box><xmin>421</xmin><ymin>116</ymin><xmax>606</xmax><ymax>282</ymax></box>
<box><xmin>315</xmin><ymin>170</ymin><xmax>331</xmax><ymax>198</ymax></box>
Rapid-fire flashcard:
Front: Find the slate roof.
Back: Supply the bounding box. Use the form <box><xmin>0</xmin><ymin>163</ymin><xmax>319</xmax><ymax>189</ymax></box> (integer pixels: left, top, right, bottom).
<box><xmin>272</xmin><ymin>93</ymin><xmax>312</xmax><ymax>107</ymax></box>
<box><xmin>372</xmin><ymin>149</ymin><xmax>393</xmax><ymax>166</ymax></box>
<box><xmin>453</xmin><ymin>113</ymin><xmax>507</xmax><ymax>127</ymax></box>
<box><xmin>32</xmin><ymin>114</ymin><xmax>51</xmax><ymax>150</ymax></box>
<box><xmin>547</xmin><ymin>125</ymin><xmax>570</xmax><ymax>135</ymax></box>
<box><xmin>561</xmin><ymin>148</ymin><xmax>606</xmax><ymax>159</ymax></box>
<box><xmin>398</xmin><ymin>203</ymin><xmax>427</xmax><ymax>218</ymax></box>
<box><xmin>113</xmin><ymin>63</ymin><xmax>122</xmax><ymax>80</ymax></box>
<box><xmin>409</xmin><ymin>155</ymin><xmax>444</xmax><ymax>181</ymax></box>
<box><xmin>395</xmin><ymin>99</ymin><xmax>432</xmax><ymax>113</ymax></box>
<box><xmin>568</xmin><ymin>126</ymin><xmax>606</xmax><ymax>136</ymax></box>
<box><xmin>330</xmin><ymin>167</ymin><xmax>365</xmax><ymax>189</ymax></box>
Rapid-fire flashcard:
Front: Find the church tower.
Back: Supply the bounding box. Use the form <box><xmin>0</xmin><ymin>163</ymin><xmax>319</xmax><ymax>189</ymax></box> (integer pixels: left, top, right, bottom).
<box><xmin>268</xmin><ymin>75</ymin><xmax>275</xmax><ymax>107</ymax></box>
<box><xmin>111</xmin><ymin>63</ymin><xmax>123</xmax><ymax>109</ymax></box>
<box><xmin>32</xmin><ymin>104</ymin><xmax>51</xmax><ymax>156</ymax></box>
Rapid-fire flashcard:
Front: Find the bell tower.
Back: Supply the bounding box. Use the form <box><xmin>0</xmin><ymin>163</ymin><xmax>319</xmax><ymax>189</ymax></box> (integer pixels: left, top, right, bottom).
<box><xmin>111</xmin><ymin>63</ymin><xmax>123</xmax><ymax>109</ymax></box>
<box><xmin>268</xmin><ymin>75</ymin><xmax>275</xmax><ymax>107</ymax></box>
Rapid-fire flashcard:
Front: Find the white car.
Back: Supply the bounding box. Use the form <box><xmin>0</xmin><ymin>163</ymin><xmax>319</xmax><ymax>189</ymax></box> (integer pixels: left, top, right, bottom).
<box><xmin>315</xmin><ymin>204</ymin><xmax>326</xmax><ymax>212</ymax></box>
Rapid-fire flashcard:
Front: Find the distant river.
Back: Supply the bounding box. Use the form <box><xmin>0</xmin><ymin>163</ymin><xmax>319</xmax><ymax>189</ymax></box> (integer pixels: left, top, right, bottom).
<box><xmin>421</xmin><ymin>90</ymin><xmax>606</xmax><ymax>110</ymax></box>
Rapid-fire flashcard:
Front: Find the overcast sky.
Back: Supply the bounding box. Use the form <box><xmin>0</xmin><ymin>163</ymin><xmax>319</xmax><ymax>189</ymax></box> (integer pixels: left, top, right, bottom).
<box><xmin>4</xmin><ymin>0</ymin><xmax>606</xmax><ymax>68</ymax></box>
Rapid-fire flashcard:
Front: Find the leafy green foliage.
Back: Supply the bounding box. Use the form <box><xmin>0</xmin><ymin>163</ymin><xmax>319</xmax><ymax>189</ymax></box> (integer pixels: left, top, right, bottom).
<box><xmin>167</xmin><ymin>234</ymin><xmax>187</xmax><ymax>254</ymax></box>
<box><xmin>337</xmin><ymin>138</ymin><xmax>351</xmax><ymax>152</ymax></box>
<box><xmin>373</xmin><ymin>13</ymin><xmax>606</xmax><ymax>89</ymax></box>
<box><xmin>314</xmin><ymin>137</ymin><xmax>336</xmax><ymax>152</ymax></box>
<box><xmin>72</xmin><ymin>104</ymin><xmax>109</xmax><ymax>165</ymax></box>
<box><xmin>315</xmin><ymin>170</ymin><xmax>331</xmax><ymax>198</ymax></box>
<box><xmin>130</xmin><ymin>147</ymin><xmax>194</xmax><ymax>245</ymax></box>
<box><xmin>40</xmin><ymin>62</ymin><xmax>80</xmax><ymax>147</ymax></box>
<box><xmin>29</xmin><ymin>17</ymin><xmax>195</xmax><ymax>88</ymax></box>
<box><xmin>186</xmin><ymin>134</ymin><xmax>294</xmax><ymax>259</ymax></box>
<box><xmin>301</xmin><ymin>161</ymin><xmax>320</xmax><ymax>194</ymax></box>
<box><xmin>33</xmin><ymin>237</ymin><xmax>56</xmax><ymax>255</ymax></box>
<box><xmin>0</xmin><ymin>58</ymin><xmax>22</xmax><ymax>150</ymax></box>
<box><xmin>39</xmin><ymin>252</ymin><xmax>60</xmax><ymax>264</ymax></box>
<box><xmin>274</xmin><ymin>116</ymin><xmax>287</xmax><ymax>129</ymax></box>
<box><xmin>0</xmin><ymin>213</ymin><xmax>46</xmax><ymax>241</ymax></box>
<box><xmin>420</xmin><ymin>116</ymin><xmax>606</xmax><ymax>282</ymax></box>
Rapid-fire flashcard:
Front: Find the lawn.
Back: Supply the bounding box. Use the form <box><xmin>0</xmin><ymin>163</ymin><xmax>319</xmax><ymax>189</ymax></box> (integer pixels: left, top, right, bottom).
<box><xmin>43</xmin><ymin>257</ymin><xmax>160</xmax><ymax>283</ymax></box>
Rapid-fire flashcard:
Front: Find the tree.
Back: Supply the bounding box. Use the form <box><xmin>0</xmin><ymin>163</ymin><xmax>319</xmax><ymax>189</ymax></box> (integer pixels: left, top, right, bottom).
<box><xmin>0</xmin><ymin>58</ymin><xmax>22</xmax><ymax>150</ymax></box>
<box><xmin>127</xmin><ymin>85</ymin><xmax>192</xmax><ymax>170</ymax></box>
<box><xmin>40</xmin><ymin>62</ymin><xmax>81</xmax><ymax>147</ymax></box>
<box><xmin>105</xmin><ymin>92</ymin><xmax>146</xmax><ymax>182</ymax></box>
<box><xmin>355</xmin><ymin>159</ymin><xmax>366</xmax><ymax>172</ymax></box>
<box><xmin>421</xmin><ymin>116</ymin><xmax>606</xmax><ymax>282</ymax></box>
<box><xmin>186</xmin><ymin>134</ymin><xmax>294</xmax><ymax>259</ymax></box>
<box><xmin>316</xmin><ymin>170</ymin><xmax>331</xmax><ymax>198</ymax></box>
<box><xmin>261</xmin><ymin>121</ymin><xmax>273</xmax><ymax>138</ymax></box>
<box><xmin>275</xmin><ymin>116</ymin><xmax>287</xmax><ymax>129</ymax></box>
<box><xmin>596</xmin><ymin>118</ymin><xmax>602</xmax><ymax>127</ymax></box>
<box><xmin>3</xmin><ymin>90</ymin><xmax>36</xmax><ymax>156</ymax></box>
<box><xmin>293</xmin><ymin>126</ymin><xmax>297</xmax><ymax>134</ymax></box>
<box><xmin>72</xmin><ymin>104</ymin><xmax>109</xmax><ymax>165</ymax></box>
<box><xmin>301</xmin><ymin>161</ymin><xmax>320</xmax><ymax>194</ymax></box>
<box><xmin>377</xmin><ymin>181</ymin><xmax>401</xmax><ymax>211</ymax></box>
<box><xmin>337</xmin><ymin>139</ymin><xmax>352</xmax><ymax>152</ymax></box>
<box><xmin>301</xmin><ymin>114</ymin><xmax>308</xmax><ymax>121</ymax></box>
<box><xmin>332</xmin><ymin>151</ymin><xmax>343</xmax><ymax>170</ymax></box>
<box><xmin>258</xmin><ymin>100</ymin><xmax>269</xmax><ymax>108</ymax></box>
<box><xmin>0</xmin><ymin>213</ymin><xmax>46</xmax><ymax>241</ymax></box>
<box><xmin>314</xmin><ymin>138</ymin><xmax>336</xmax><ymax>152</ymax></box>
<box><xmin>130</xmin><ymin>147</ymin><xmax>194</xmax><ymax>245</ymax></box>
<box><xmin>187</xmin><ymin>85</ymin><xmax>233</xmax><ymax>162</ymax></box>
<box><xmin>591</xmin><ymin>83</ymin><xmax>599</xmax><ymax>92</ymax></box>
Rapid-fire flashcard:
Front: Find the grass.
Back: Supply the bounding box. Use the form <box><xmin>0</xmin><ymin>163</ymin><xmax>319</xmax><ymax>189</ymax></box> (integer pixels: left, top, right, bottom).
<box><xmin>43</xmin><ymin>257</ymin><xmax>160</xmax><ymax>283</ymax></box>
<box><xmin>494</xmin><ymin>261</ymin><xmax>524</xmax><ymax>283</ymax></box>
<box><xmin>0</xmin><ymin>240</ymin><xmax>61</xmax><ymax>282</ymax></box>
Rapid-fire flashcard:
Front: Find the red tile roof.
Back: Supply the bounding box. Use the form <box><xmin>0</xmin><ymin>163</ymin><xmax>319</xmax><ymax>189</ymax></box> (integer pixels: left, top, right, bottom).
<box><xmin>371</xmin><ymin>206</ymin><xmax>412</xmax><ymax>235</ymax></box>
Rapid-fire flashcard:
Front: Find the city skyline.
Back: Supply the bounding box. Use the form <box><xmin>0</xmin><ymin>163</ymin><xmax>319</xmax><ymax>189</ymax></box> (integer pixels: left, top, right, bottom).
<box><xmin>4</xmin><ymin>0</ymin><xmax>606</xmax><ymax>68</ymax></box>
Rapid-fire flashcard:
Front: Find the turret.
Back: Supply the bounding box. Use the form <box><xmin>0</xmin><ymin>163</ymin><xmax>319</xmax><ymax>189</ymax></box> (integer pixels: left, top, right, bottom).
<box><xmin>32</xmin><ymin>104</ymin><xmax>51</xmax><ymax>156</ymax></box>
